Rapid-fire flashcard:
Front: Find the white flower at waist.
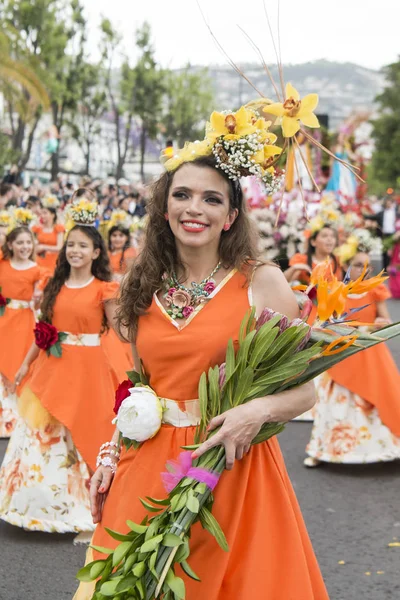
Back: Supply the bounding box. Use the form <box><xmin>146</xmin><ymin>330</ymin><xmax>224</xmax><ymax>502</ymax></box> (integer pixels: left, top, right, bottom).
<box><xmin>114</xmin><ymin>386</ymin><xmax>163</xmax><ymax>442</ymax></box>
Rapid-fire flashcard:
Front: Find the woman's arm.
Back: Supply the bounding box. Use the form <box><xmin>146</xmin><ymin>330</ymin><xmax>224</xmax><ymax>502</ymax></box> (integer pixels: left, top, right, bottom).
<box><xmin>375</xmin><ymin>300</ymin><xmax>392</xmax><ymax>325</ymax></box>
<box><xmin>283</xmin><ymin>263</ymin><xmax>311</xmax><ymax>283</ymax></box>
<box><xmin>13</xmin><ymin>342</ymin><xmax>40</xmax><ymax>389</ymax></box>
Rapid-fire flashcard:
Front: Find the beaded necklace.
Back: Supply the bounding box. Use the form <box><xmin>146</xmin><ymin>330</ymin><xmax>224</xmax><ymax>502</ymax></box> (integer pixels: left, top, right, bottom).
<box><xmin>163</xmin><ymin>261</ymin><xmax>222</xmax><ymax>320</ymax></box>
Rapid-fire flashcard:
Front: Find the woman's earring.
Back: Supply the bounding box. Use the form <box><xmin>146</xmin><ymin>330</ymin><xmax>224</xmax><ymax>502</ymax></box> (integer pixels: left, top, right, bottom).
<box><xmin>223</xmin><ymin>223</ymin><xmax>231</xmax><ymax>231</ymax></box>
<box><xmin>164</xmin><ymin>213</ymin><xmax>169</xmax><ymax>221</ymax></box>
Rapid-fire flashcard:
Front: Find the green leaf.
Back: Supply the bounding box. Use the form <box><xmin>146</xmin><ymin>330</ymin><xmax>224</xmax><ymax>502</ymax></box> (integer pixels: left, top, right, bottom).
<box><xmin>162</xmin><ymin>533</ymin><xmax>183</xmax><ymax>547</ymax></box>
<box><xmin>58</xmin><ymin>331</ymin><xmax>68</xmax><ymax>342</ymax></box>
<box><xmin>0</xmin><ymin>305</ymin><xmax>5</xmax><ymax>317</ymax></box>
<box><xmin>198</xmin><ymin>372</ymin><xmax>208</xmax><ymax>424</ymax></box>
<box><xmin>236</xmin><ymin>329</ymin><xmax>257</xmax><ymax>374</ymax></box>
<box><xmin>100</xmin><ymin>578</ymin><xmax>123</xmax><ymax>596</ymax></box>
<box><xmin>170</xmin><ymin>491</ymin><xmax>188</xmax><ymax>513</ymax></box>
<box><xmin>199</xmin><ymin>506</ymin><xmax>229</xmax><ymax>552</ymax></box>
<box><xmin>165</xmin><ymin>570</ymin><xmax>186</xmax><ymax>599</ymax></box>
<box><xmin>232</xmin><ymin>365</ymin><xmax>254</xmax><ymax>406</ymax></box>
<box><xmin>136</xmin><ymin>578</ymin><xmax>145</xmax><ymax>599</ymax></box>
<box><xmin>116</xmin><ymin>574</ymin><xmax>137</xmax><ymax>593</ymax></box>
<box><xmin>112</xmin><ymin>541</ymin><xmax>132</xmax><ymax>567</ymax></box>
<box><xmin>90</xmin><ymin>545</ymin><xmax>114</xmax><ymax>555</ymax></box>
<box><xmin>248</xmin><ymin>326</ymin><xmax>280</xmax><ymax>369</ymax></box>
<box><xmin>139</xmin><ymin>498</ymin><xmax>162</xmax><ymax>512</ymax></box>
<box><xmin>207</xmin><ymin>366</ymin><xmax>221</xmax><ymax>419</ymax></box>
<box><xmin>126</xmin><ymin>520</ymin><xmax>148</xmax><ymax>534</ymax></box>
<box><xmin>175</xmin><ymin>538</ymin><xmax>190</xmax><ymax>563</ymax></box>
<box><xmin>104</xmin><ymin>527</ymin><xmax>133</xmax><ymax>542</ymax></box>
<box><xmin>90</xmin><ymin>561</ymin><xmax>106</xmax><ymax>579</ymax></box>
<box><xmin>123</xmin><ymin>552</ymin><xmax>138</xmax><ymax>574</ymax></box>
<box><xmin>132</xmin><ymin>561</ymin><xmax>146</xmax><ymax>577</ymax></box>
<box><xmin>181</xmin><ymin>559</ymin><xmax>201</xmax><ymax>581</ymax></box>
<box><xmin>126</xmin><ymin>370</ymin><xmax>141</xmax><ymax>385</ymax></box>
<box><xmin>186</xmin><ymin>491</ymin><xmax>200</xmax><ymax>514</ymax></box>
<box><xmin>224</xmin><ymin>338</ymin><xmax>236</xmax><ymax>384</ymax></box>
<box><xmin>49</xmin><ymin>341</ymin><xmax>62</xmax><ymax>358</ymax></box>
<box><xmin>76</xmin><ymin>562</ymin><xmax>97</xmax><ymax>582</ymax></box>
<box><xmin>145</xmin><ymin>496</ymin><xmax>170</xmax><ymax>506</ymax></box>
<box><xmin>140</xmin><ymin>533</ymin><xmax>163</xmax><ymax>553</ymax></box>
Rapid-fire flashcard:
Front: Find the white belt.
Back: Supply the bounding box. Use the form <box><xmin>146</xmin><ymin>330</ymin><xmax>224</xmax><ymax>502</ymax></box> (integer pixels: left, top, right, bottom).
<box><xmin>8</xmin><ymin>299</ymin><xmax>31</xmax><ymax>309</ymax></box>
<box><xmin>161</xmin><ymin>398</ymin><xmax>201</xmax><ymax>427</ymax></box>
<box><xmin>61</xmin><ymin>332</ymin><xmax>101</xmax><ymax>347</ymax></box>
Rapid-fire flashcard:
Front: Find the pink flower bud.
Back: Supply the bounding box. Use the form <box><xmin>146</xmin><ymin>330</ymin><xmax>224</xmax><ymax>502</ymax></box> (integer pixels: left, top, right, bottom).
<box><xmin>218</xmin><ymin>363</ymin><xmax>226</xmax><ymax>388</ymax></box>
<box><xmin>256</xmin><ymin>307</ymin><xmax>277</xmax><ymax>331</ymax></box>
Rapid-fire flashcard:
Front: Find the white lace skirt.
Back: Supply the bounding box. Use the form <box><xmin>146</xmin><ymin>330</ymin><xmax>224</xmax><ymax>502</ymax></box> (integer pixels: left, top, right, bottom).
<box><xmin>306</xmin><ymin>371</ymin><xmax>400</xmax><ymax>463</ymax></box>
<box><xmin>0</xmin><ymin>415</ymin><xmax>95</xmax><ymax>533</ymax></box>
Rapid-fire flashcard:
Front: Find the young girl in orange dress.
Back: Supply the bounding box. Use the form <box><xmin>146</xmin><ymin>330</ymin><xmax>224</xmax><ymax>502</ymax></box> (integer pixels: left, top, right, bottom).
<box><xmin>75</xmin><ymin>149</ymin><xmax>329</xmax><ymax>598</ymax></box>
<box><xmin>305</xmin><ymin>236</ymin><xmax>400</xmax><ymax>467</ymax></box>
<box><xmin>108</xmin><ymin>222</ymin><xmax>137</xmax><ymax>278</ymax></box>
<box><xmin>0</xmin><ymin>198</ymin><xmax>119</xmax><ymax>535</ymax></box>
<box><xmin>32</xmin><ymin>196</ymin><xmax>64</xmax><ymax>273</ymax></box>
<box><xmin>0</xmin><ymin>218</ymin><xmax>46</xmax><ymax>438</ymax></box>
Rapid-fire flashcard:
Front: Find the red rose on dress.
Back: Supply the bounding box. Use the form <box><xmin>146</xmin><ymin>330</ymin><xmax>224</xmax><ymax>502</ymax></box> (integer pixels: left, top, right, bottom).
<box><xmin>0</xmin><ymin>293</ymin><xmax>7</xmax><ymax>307</ymax></box>
<box><xmin>34</xmin><ymin>322</ymin><xmax>59</xmax><ymax>350</ymax></box>
<box><xmin>114</xmin><ymin>379</ymin><xmax>132</xmax><ymax>414</ymax></box>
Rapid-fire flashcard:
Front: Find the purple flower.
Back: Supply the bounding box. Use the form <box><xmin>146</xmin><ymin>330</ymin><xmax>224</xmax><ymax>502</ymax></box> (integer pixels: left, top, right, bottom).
<box><xmin>273</xmin><ymin>232</ymin><xmax>282</xmax><ymax>243</ymax></box>
<box><xmin>182</xmin><ymin>306</ymin><xmax>194</xmax><ymax>318</ymax></box>
<box><xmin>218</xmin><ymin>363</ymin><xmax>226</xmax><ymax>388</ymax></box>
<box><xmin>204</xmin><ymin>281</ymin><xmax>216</xmax><ymax>294</ymax></box>
<box><xmin>256</xmin><ymin>307</ymin><xmax>278</xmax><ymax>331</ymax></box>
<box><xmin>168</xmin><ymin>287</ymin><xmax>177</xmax><ymax>297</ymax></box>
<box><xmin>278</xmin><ymin>315</ymin><xmax>289</xmax><ymax>334</ymax></box>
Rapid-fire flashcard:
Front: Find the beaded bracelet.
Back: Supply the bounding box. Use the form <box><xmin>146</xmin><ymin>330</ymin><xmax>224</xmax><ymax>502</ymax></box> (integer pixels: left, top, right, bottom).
<box><xmin>96</xmin><ymin>455</ymin><xmax>118</xmax><ymax>474</ymax></box>
<box><xmin>100</xmin><ymin>441</ymin><xmax>119</xmax><ymax>452</ymax></box>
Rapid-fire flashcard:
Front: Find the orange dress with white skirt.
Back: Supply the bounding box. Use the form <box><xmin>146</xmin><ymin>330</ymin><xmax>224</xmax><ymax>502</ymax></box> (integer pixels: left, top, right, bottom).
<box><xmin>32</xmin><ymin>223</ymin><xmax>65</xmax><ymax>272</ymax></box>
<box><xmin>75</xmin><ymin>269</ymin><xmax>329</xmax><ymax>599</ymax></box>
<box><xmin>0</xmin><ymin>277</ymin><xmax>118</xmax><ymax>533</ymax></box>
<box><xmin>0</xmin><ymin>260</ymin><xmax>47</xmax><ymax>437</ymax></box>
<box><xmin>306</xmin><ymin>285</ymin><xmax>400</xmax><ymax>463</ymax></box>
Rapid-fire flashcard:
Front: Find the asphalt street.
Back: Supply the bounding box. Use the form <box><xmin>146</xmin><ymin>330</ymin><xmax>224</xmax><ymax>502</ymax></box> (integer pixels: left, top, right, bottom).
<box><xmin>1</xmin><ymin>300</ymin><xmax>400</xmax><ymax>600</ymax></box>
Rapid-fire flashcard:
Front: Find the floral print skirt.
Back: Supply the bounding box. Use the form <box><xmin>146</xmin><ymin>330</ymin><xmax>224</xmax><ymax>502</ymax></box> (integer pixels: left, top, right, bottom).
<box><xmin>0</xmin><ymin>375</ymin><xmax>18</xmax><ymax>438</ymax></box>
<box><xmin>306</xmin><ymin>372</ymin><xmax>400</xmax><ymax>463</ymax></box>
<box><xmin>0</xmin><ymin>411</ymin><xmax>94</xmax><ymax>533</ymax></box>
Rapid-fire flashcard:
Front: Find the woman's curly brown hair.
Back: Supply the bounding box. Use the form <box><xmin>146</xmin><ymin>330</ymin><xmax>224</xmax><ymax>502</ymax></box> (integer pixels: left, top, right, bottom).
<box><xmin>117</xmin><ymin>154</ymin><xmax>261</xmax><ymax>341</ymax></box>
<box><xmin>40</xmin><ymin>225</ymin><xmax>112</xmax><ymax>332</ymax></box>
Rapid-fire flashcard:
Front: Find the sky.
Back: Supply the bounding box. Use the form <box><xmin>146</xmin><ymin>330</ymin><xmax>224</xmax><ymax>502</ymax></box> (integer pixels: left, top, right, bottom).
<box><xmin>82</xmin><ymin>0</ymin><xmax>399</xmax><ymax>71</ymax></box>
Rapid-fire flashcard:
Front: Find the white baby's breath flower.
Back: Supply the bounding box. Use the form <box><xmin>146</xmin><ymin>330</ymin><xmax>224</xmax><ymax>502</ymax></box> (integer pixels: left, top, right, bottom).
<box><xmin>115</xmin><ymin>387</ymin><xmax>163</xmax><ymax>442</ymax></box>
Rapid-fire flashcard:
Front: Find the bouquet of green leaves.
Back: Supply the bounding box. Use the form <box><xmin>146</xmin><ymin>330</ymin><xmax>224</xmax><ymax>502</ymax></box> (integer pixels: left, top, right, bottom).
<box><xmin>77</xmin><ymin>266</ymin><xmax>400</xmax><ymax>599</ymax></box>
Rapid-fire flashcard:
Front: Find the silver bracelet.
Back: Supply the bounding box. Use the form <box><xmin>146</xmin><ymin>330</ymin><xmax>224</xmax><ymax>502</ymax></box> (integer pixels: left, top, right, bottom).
<box><xmin>96</xmin><ymin>455</ymin><xmax>118</xmax><ymax>474</ymax></box>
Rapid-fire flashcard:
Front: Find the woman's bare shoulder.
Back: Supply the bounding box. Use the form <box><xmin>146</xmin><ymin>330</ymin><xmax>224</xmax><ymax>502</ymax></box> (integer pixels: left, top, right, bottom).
<box><xmin>252</xmin><ymin>264</ymin><xmax>299</xmax><ymax>320</ymax></box>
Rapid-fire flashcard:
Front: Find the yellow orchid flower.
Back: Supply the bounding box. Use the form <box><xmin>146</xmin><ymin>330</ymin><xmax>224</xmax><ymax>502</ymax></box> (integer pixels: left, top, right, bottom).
<box><xmin>254</xmin><ymin>143</ymin><xmax>282</xmax><ymax>169</ymax></box>
<box><xmin>207</xmin><ymin>106</ymin><xmax>257</xmax><ymax>142</ymax></box>
<box><xmin>265</xmin><ymin>83</ymin><xmax>320</xmax><ymax>138</ymax></box>
<box><xmin>335</xmin><ymin>235</ymin><xmax>359</xmax><ymax>264</ymax></box>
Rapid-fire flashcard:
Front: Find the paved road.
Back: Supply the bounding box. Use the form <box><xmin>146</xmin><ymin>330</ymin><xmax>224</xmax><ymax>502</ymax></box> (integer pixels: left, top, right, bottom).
<box><xmin>1</xmin><ymin>301</ymin><xmax>400</xmax><ymax>600</ymax></box>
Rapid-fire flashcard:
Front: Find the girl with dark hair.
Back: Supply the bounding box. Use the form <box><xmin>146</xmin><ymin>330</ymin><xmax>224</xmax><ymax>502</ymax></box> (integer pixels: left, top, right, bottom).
<box><xmin>0</xmin><ymin>226</ymin><xmax>47</xmax><ymax>438</ymax></box>
<box><xmin>75</xmin><ymin>150</ymin><xmax>328</xmax><ymax>599</ymax></box>
<box><xmin>0</xmin><ymin>219</ymin><xmax>120</xmax><ymax>535</ymax></box>
<box><xmin>285</xmin><ymin>224</ymin><xmax>342</xmax><ymax>286</ymax></box>
<box><xmin>32</xmin><ymin>200</ymin><xmax>65</xmax><ymax>273</ymax></box>
<box><xmin>107</xmin><ymin>224</ymin><xmax>137</xmax><ymax>278</ymax></box>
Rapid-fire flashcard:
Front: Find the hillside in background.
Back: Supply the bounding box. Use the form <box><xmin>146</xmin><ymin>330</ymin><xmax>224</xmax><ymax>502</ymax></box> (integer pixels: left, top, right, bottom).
<box><xmin>184</xmin><ymin>60</ymin><xmax>385</xmax><ymax>130</ymax></box>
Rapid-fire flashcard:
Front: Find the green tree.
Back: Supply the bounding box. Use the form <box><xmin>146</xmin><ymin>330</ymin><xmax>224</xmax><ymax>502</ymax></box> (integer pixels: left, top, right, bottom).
<box><xmin>164</xmin><ymin>66</ymin><xmax>214</xmax><ymax>147</ymax></box>
<box><xmin>67</xmin><ymin>62</ymin><xmax>107</xmax><ymax>175</ymax></box>
<box><xmin>132</xmin><ymin>22</ymin><xmax>165</xmax><ymax>181</ymax></box>
<box><xmin>370</xmin><ymin>59</ymin><xmax>400</xmax><ymax>193</ymax></box>
<box><xmin>100</xmin><ymin>18</ymin><xmax>137</xmax><ymax>180</ymax></box>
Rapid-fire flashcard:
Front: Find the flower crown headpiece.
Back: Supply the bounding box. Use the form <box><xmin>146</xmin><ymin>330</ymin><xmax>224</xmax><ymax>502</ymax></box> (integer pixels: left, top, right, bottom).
<box><xmin>0</xmin><ymin>210</ymin><xmax>12</xmax><ymax>231</ymax></box>
<box><xmin>163</xmin><ymin>10</ymin><xmax>363</xmax><ymax>217</ymax></box>
<box><xmin>65</xmin><ymin>190</ymin><xmax>98</xmax><ymax>232</ymax></box>
<box><xmin>11</xmin><ymin>207</ymin><xmax>36</xmax><ymax>228</ymax></box>
<box><xmin>42</xmin><ymin>194</ymin><xmax>60</xmax><ymax>209</ymax></box>
<box><xmin>305</xmin><ymin>195</ymin><xmax>341</xmax><ymax>235</ymax></box>
<box><xmin>336</xmin><ymin>229</ymin><xmax>382</xmax><ymax>264</ymax></box>
<box><xmin>130</xmin><ymin>215</ymin><xmax>148</xmax><ymax>234</ymax></box>
<box><xmin>107</xmin><ymin>209</ymin><xmax>132</xmax><ymax>231</ymax></box>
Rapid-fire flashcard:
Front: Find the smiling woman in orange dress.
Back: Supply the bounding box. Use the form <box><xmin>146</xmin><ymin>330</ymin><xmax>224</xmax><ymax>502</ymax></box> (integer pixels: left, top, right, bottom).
<box><xmin>74</xmin><ymin>147</ymin><xmax>329</xmax><ymax>599</ymax></box>
<box><xmin>31</xmin><ymin>200</ymin><xmax>64</xmax><ymax>273</ymax></box>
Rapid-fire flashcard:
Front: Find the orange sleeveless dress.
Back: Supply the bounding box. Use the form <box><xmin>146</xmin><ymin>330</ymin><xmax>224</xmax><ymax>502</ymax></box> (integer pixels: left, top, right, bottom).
<box><xmin>32</xmin><ymin>224</ymin><xmax>65</xmax><ymax>272</ymax></box>
<box><xmin>0</xmin><ymin>260</ymin><xmax>46</xmax><ymax>436</ymax></box>
<box><xmin>21</xmin><ymin>278</ymin><xmax>118</xmax><ymax>470</ymax></box>
<box><xmin>82</xmin><ymin>270</ymin><xmax>329</xmax><ymax>599</ymax></box>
